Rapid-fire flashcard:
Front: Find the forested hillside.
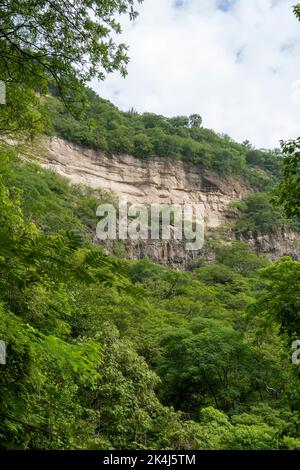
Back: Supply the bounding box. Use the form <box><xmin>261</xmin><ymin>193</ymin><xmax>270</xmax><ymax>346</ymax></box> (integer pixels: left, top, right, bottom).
<box><xmin>46</xmin><ymin>88</ymin><xmax>282</xmax><ymax>190</ymax></box>
<box><xmin>1</xmin><ymin>0</ymin><xmax>300</xmax><ymax>452</ymax></box>
<box><xmin>1</xmin><ymin>144</ymin><xmax>300</xmax><ymax>449</ymax></box>
<box><xmin>45</xmin><ymin>86</ymin><xmax>300</xmax><ymax>239</ymax></box>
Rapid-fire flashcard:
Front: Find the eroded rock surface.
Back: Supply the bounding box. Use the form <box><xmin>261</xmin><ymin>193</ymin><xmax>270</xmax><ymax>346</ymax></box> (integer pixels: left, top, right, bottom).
<box><xmin>39</xmin><ymin>137</ymin><xmax>300</xmax><ymax>267</ymax></box>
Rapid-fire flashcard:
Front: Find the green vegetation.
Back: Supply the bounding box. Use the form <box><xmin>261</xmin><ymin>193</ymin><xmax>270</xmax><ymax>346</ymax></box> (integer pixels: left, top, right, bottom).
<box><xmin>0</xmin><ymin>0</ymin><xmax>142</xmax><ymax>140</ymax></box>
<box><xmin>45</xmin><ymin>89</ymin><xmax>282</xmax><ymax>186</ymax></box>
<box><xmin>274</xmin><ymin>137</ymin><xmax>300</xmax><ymax>219</ymax></box>
<box><xmin>229</xmin><ymin>193</ymin><xmax>300</xmax><ymax>234</ymax></box>
<box><xmin>1</xmin><ymin>0</ymin><xmax>300</xmax><ymax>452</ymax></box>
<box><xmin>1</xmin><ymin>149</ymin><xmax>300</xmax><ymax>449</ymax></box>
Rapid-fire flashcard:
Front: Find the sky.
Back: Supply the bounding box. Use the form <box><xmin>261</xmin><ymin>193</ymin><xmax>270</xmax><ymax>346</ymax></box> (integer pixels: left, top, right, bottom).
<box><xmin>92</xmin><ymin>0</ymin><xmax>300</xmax><ymax>149</ymax></box>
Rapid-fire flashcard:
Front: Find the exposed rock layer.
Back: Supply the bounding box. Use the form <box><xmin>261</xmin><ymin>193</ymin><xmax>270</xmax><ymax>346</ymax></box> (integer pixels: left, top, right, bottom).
<box><xmin>42</xmin><ymin>138</ymin><xmax>248</xmax><ymax>227</ymax></box>
<box><xmin>40</xmin><ymin>137</ymin><xmax>300</xmax><ymax>267</ymax></box>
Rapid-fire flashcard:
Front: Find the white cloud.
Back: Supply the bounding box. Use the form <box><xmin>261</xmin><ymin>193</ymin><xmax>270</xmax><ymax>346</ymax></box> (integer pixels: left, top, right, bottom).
<box><xmin>91</xmin><ymin>0</ymin><xmax>300</xmax><ymax>148</ymax></box>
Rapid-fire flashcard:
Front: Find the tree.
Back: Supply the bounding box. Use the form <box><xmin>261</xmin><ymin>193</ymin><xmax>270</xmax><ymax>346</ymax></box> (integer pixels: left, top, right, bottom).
<box><xmin>215</xmin><ymin>241</ymin><xmax>268</xmax><ymax>275</ymax></box>
<box><xmin>294</xmin><ymin>4</ymin><xmax>300</xmax><ymax>21</ymax></box>
<box><xmin>252</xmin><ymin>257</ymin><xmax>300</xmax><ymax>340</ymax></box>
<box><xmin>196</xmin><ymin>406</ymin><xmax>282</xmax><ymax>450</ymax></box>
<box><xmin>273</xmin><ymin>6</ymin><xmax>300</xmax><ymax>217</ymax></box>
<box><xmin>133</xmin><ymin>133</ymin><xmax>154</xmax><ymax>157</ymax></box>
<box><xmin>142</xmin><ymin>113</ymin><xmax>166</xmax><ymax>129</ymax></box>
<box><xmin>274</xmin><ymin>138</ymin><xmax>300</xmax><ymax>218</ymax></box>
<box><xmin>189</xmin><ymin>114</ymin><xmax>202</xmax><ymax>128</ymax></box>
<box><xmin>234</xmin><ymin>192</ymin><xmax>285</xmax><ymax>233</ymax></box>
<box><xmin>169</xmin><ymin>116</ymin><xmax>189</xmax><ymax>128</ymax></box>
<box><xmin>156</xmin><ymin>318</ymin><xmax>255</xmax><ymax>414</ymax></box>
<box><xmin>0</xmin><ymin>0</ymin><xmax>142</xmax><ymax>136</ymax></box>
<box><xmin>110</xmin><ymin>127</ymin><xmax>134</xmax><ymax>154</ymax></box>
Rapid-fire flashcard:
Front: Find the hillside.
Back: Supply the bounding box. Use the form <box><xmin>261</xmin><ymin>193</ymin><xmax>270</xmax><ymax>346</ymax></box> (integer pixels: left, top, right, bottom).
<box><xmin>0</xmin><ymin>88</ymin><xmax>280</xmax><ymax>270</ymax></box>
<box><xmin>1</xmin><ymin>143</ymin><xmax>300</xmax><ymax>450</ymax></box>
<box><xmin>1</xmin><ymin>0</ymin><xmax>300</xmax><ymax>453</ymax></box>
<box><xmin>46</xmin><ymin>88</ymin><xmax>282</xmax><ymax>190</ymax></box>
<box><xmin>35</xmin><ymin>134</ymin><xmax>300</xmax><ymax>268</ymax></box>
<box><xmin>1</xmin><ymin>84</ymin><xmax>300</xmax><ymax>450</ymax></box>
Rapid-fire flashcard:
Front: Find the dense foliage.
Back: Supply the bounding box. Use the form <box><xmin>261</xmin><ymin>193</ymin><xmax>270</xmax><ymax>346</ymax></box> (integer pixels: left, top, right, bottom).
<box><xmin>0</xmin><ymin>0</ymin><xmax>142</xmax><ymax>139</ymax></box>
<box><xmin>45</xmin><ymin>88</ymin><xmax>282</xmax><ymax>184</ymax></box>
<box><xmin>1</xmin><ymin>0</ymin><xmax>300</xmax><ymax>452</ymax></box>
<box><xmin>229</xmin><ymin>193</ymin><xmax>300</xmax><ymax>234</ymax></box>
<box><xmin>1</xmin><ymin>148</ymin><xmax>300</xmax><ymax>450</ymax></box>
<box><xmin>274</xmin><ymin>138</ymin><xmax>300</xmax><ymax>219</ymax></box>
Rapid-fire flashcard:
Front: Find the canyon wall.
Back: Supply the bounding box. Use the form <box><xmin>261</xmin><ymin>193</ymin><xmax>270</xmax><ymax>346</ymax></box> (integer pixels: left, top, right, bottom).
<box><xmin>41</xmin><ymin>137</ymin><xmax>248</xmax><ymax>228</ymax></box>
<box><xmin>38</xmin><ymin>137</ymin><xmax>300</xmax><ymax>268</ymax></box>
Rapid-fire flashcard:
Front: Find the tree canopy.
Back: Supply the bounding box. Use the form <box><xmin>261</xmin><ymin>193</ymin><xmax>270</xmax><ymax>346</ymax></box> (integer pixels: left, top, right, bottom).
<box><xmin>0</xmin><ymin>0</ymin><xmax>142</xmax><ymax>137</ymax></box>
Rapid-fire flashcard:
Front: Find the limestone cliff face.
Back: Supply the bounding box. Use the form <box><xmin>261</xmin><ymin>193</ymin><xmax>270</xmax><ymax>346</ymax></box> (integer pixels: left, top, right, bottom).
<box><xmin>42</xmin><ymin>137</ymin><xmax>248</xmax><ymax>228</ymax></box>
<box><xmin>39</xmin><ymin>137</ymin><xmax>300</xmax><ymax>267</ymax></box>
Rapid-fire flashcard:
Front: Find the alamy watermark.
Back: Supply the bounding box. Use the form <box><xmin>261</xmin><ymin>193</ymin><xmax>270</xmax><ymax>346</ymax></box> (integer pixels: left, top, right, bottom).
<box><xmin>0</xmin><ymin>80</ymin><xmax>6</xmax><ymax>104</ymax></box>
<box><xmin>96</xmin><ymin>196</ymin><xmax>205</xmax><ymax>251</ymax></box>
<box><xmin>0</xmin><ymin>340</ymin><xmax>6</xmax><ymax>365</ymax></box>
<box><xmin>292</xmin><ymin>340</ymin><xmax>300</xmax><ymax>365</ymax></box>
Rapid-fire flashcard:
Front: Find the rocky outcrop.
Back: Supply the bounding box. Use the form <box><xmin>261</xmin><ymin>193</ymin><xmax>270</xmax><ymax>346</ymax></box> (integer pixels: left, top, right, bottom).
<box><xmin>239</xmin><ymin>229</ymin><xmax>300</xmax><ymax>261</ymax></box>
<box><xmin>38</xmin><ymin>137</ymin><xmax>300</xmax><ymax>267</ymax></box>
<box><xmin>41</xmin><ymin>137</ymin><xmax>248</xmax><ymax>229</ymax></box>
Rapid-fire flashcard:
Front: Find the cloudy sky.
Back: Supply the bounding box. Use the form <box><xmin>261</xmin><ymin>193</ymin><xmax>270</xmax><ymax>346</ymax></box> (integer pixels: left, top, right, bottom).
<box><xmin>92</xmin><ymin>0</ymin><xmax>300</xmax><ymax>149</ymax></box>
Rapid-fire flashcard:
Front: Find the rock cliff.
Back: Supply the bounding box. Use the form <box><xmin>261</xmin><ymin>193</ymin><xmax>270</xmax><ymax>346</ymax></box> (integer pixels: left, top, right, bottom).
<box><xmin>42</xmin><ymin>137</ymin><xmax>248</xmax><ymax>227</ymax></box>
<box><xmin>38</xmin><ymin>137</ymin><xmax>300</xmax><ymax>268</ymax></box>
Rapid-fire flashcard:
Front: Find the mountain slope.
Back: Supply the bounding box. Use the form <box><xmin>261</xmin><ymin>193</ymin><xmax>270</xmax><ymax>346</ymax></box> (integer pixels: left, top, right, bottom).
<box><xmin>1</xmin><ymin>143</ymin><xmax>300</xmax><ymax>450</ymax></box>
